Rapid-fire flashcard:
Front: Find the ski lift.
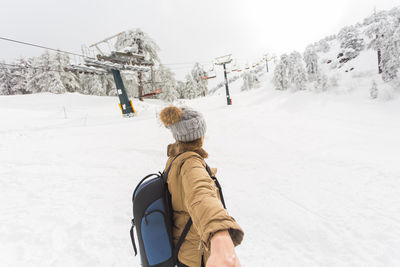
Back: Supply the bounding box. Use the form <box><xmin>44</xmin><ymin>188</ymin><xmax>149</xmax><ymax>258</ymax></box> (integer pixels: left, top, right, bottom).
<box><xmin>232</xmin><ymin>61</ymin><xmax>238</xmax><ymax>72</ymax></box>
<box><xmin>142</xmin><ymin>88</ymin><xmax>163</xmax><ymax>98</ymax></box>
<box><xmin>201</xmin><ymin>63</ymin><xmax>217</xmax><ymax>80</ymax></box>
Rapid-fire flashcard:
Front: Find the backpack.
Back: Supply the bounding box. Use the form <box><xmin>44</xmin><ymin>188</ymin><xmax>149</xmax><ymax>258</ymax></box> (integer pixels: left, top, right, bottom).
<box><xmin>130</xmin><ymin>153</ymin><xmax>226</xmax><ymax>267</ymax></box>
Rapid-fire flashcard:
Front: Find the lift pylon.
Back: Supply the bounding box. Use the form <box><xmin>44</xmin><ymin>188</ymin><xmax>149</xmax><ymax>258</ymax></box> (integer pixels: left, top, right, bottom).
<box><xmin>215</xmin><ymin>54</ymin><xmax>233</xmax><ymax>105</ymax></box>
<box><xmin>80</xmin><ymin>32</ymin><xmax>153</xmax><ymax>117</ymax></box>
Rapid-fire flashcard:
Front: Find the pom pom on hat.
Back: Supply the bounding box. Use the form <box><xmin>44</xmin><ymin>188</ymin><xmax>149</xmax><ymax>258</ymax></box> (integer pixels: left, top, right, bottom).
<box><xmin>160</xmin><ymin>106</ymin><xmax>183</xmax><ymax>126</ymax></box>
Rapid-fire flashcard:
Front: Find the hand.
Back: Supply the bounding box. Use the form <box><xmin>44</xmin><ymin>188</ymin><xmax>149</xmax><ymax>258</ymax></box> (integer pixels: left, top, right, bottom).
<box><xmin>206</xmin><ymin>230</ymin><xmax>241</xmax><ymax>267</ymax></box>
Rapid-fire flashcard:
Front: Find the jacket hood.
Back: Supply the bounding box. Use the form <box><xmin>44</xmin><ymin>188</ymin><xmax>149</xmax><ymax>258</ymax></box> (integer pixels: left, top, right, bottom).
<box><xmin>167</xmin><ymin>139</ymin><xmax>208</xmax><ymax>159</ymax></box>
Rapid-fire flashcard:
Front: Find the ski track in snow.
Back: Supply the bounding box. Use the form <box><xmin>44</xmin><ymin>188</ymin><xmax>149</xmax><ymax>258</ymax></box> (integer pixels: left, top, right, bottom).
<box><xmin>1</xmin><ymin>77</ymin><xmax>400</xmax><ymax>266</ymax></box>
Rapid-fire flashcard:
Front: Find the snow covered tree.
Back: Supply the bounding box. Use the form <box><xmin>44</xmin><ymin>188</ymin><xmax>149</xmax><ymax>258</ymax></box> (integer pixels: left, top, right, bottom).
<box><xmin>115</xmin><ymin>29</ymin><xmax>160</xmax><ymax>63</ymax></box>
<box><xmin>314</xmin><ymin>72</ymin><xmax>328</xmax><ymax>92</ymax></box>
<box><xmin>0</xmin><ymin>61</ymin><xmax>13</xmax><ymax>95</ymax></box>
<box><xmin>10</xmin><ymin>58</ymin><xmax>30</xmax><ymax>94</ymax></box>
<box><xmin>337</xmin><ymin>26</ymin><xmax>364</xmax><ymax>59</ymax></box>
<box><xmin>241</xmin><ymin>71</ymin><xmax>260</xmax><ymax>91</ymax></box>
<box><xmin>54</xmin><ymin>51</ymin><xmax>80</xmax><ymax>93</ymax></box>
<box><xmin>370</xmin><ymin>80</ymin><xmax>378</xmax><ymax>99</ymax></box>
<box><xmin>155</xmin><ymin>64</ymin><xmax>178</xmax><ymax>102</ymax></box>
<box><xmin>178</xmin><ymin>63</ymin><xmax>208</xmax><ymax>99</ymax></box>
<box><xmin>114</xmin><ymin>28</ymin><xmax>160</xmax><ymax>100</ymax></box>
<box><xmin>27</xmin><ymin>50</ymin><xmax>65</xmax><ymax>93</ymax></box>
<box><xmin>365</xmin><ymin>15</ymin><xmax>400</xmax><ymax>81</ymax></box>
<box><xmin>175</xmin><ymin>80</ymin><xmax>186</xmax><ymax>99</ymax></box>
<box><xmin>273</xmin><ymin>54</ymin><xmax>289</xmax><ymax>90</ymax></box>
<box><xmin>79</xmin><ymin>73</ymin><xmax>106</xmax><ymax>95</ymax></box>
<box><xmin>380</xmin><ymin>20</ymin><xmax>400</xmax><ymax>82</ymax></box>
<box><xmin>288</xmin><ymin>51</ymin><xmax>307</xmax><ymax>91</ymax></box>
<box><xmin>182</xmin><ymin>74</ymin><xmax>198</xmax><ymax>99</ymax></box>
<box><xmin>303</xmin><ymin>45</ymin><xmax>319</xmax><ymax>81</ymax></box>
<box><xmin>102</xmin><ymin>74</ymin><xmax>117</xmax><ymax>96</ymax></box>
<box><xmin>191</xmin><ymin>63</ymin><xmax>208</xmax><ymax>96</ymax></box>
<box><xmin>315</xmin><ymin>39</ymin><xmax>330</xmax><ymax>53</ymax></box>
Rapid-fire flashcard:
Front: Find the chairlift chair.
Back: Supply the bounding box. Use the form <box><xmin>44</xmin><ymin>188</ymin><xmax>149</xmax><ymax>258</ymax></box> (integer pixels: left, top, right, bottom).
<box><xmin>142</xmin><ymin>88</ymin><xmax>163</xmax><ymax>98</ymax></box>
<box><xmin>201</xmin><ymin>65</ymin><xmax>217</xmax><ymax>80</ymax></box>
<box><xmin>232</xmin><ymin>62</ymin><xmax>238</xmax><ymax>72</ymax></box>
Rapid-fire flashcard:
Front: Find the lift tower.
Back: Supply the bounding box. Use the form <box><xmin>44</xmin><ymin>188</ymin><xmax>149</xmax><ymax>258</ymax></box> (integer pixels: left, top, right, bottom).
<box><xmin>215</xmin><ymin>54</ymin><xmax>233</xmax><ymax>105</ymax></box>
<box><xmin>78</xmin><ymin>32</ymin><xmax>153</xmax><ymax>117</ymax></box>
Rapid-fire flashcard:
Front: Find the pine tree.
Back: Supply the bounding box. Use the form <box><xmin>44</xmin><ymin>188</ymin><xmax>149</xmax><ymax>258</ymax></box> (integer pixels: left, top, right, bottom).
<box><xmin>316</xmin><ymin>39</ymin><xmax>330</xmax><ymax>53</ymax></box>
<box><xmin>365</xmin><ymin>15</ymin><xmax>400</xmax><ymax>81</ymax></box>
<box><xmin>183</xmin><ymin>74</ymin><xmax>197</xmax><ymax>99</ymax></box>
<box><xmin>175</xmin><ymin>81</ymin><xmax>186</xmax><ymax>99</ymax></box>
<box><xmin>27</xmin><ymin>50</ymin><xmax>65</xmax><ymax>93</ymax></box>
<box><xmin>54</xmin><ymin>51</ymin><xmax>80</xmax><ymax>93</ymax></box>
<box><xmin>380</xmin><ymin>19</ymin><xmax>400</xmax><ymax>81</ymax></box>
<box><xmin>241</xmin><ymin>71</ymin><xmax>260</xmax><ymax>91</ymax></box>
<box><xmin>337</xmin><ymin>25</ymin><xmax>364</xmax><ymax>59</ymax></box>
<box><xmin>10</xmin><ymin>58</ymin><xmax>30</xmax><ymax>94</ymax></box>
<box><xmin>0</xmin><ymin>61</ymin><xmax>13</xmax><ymax>95</ymax></box>
<box><xmin>121</xmin><ymin>72</ymin><xmax>138</xmax><ymax>98</ymax></box>
<box><xmin>370</xmin><ymin>80</ymin><xmax>378</xmax><ymax>99</ymax></box>
<box><xmin>314</xmin><ymin>72</ymin><xmax>328</xmax><ymax>92</ymax></box>
<box><xmin>156</xmin><ymin>65</ymin><xmax>178</xmax><ymax>102</ymax></box>
<box><xmin>115</xmin><ymin>28</ymin><xmax>160</xmax><ymax>63</ymax></box>
<box><xmin>103</xmin><ymin>74</ymin><xmax>117</xmax><ymax>96</ymax></box>
<box><xmin>114</xmin><ymin>29</ymin><xmax>160</xmax><ymax>100</ymax></box>
<box><xmin>288</xmin><ymin>51</ymin><xmax>307</xmax><ymax>91</ymax></box>
<box><xmin>273</xmin><ymin>54</ymin><xmax>289</xmax><ymax>90</ymax></box>
<box><xmin>191</xmin><ymin>63</ymin><xmax>208</xmax><ymax>96</ymax></box>
<box><xmin>303</xmin><ymin>45</ymin><xmax>319</xmax><ymax>81</ymax></box>
<box><xmin>80</xmin><ymin>73</ymin><xmax>104</xmax><ymax>95</ymax></box>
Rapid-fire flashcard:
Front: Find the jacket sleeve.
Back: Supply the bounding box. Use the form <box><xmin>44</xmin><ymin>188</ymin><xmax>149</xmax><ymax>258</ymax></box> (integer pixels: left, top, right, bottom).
<box><xmin>180</xmin><ymin>155</ymin><xmax>244</xmax><ymax>250</ymax></box>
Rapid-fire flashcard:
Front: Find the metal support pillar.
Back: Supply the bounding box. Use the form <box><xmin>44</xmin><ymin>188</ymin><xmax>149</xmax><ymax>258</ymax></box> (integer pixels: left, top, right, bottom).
<box><xmin>111</xmin><ymin>69</ymin><xmax>135</xmax><ymax>117</ymax></box>
<box><xmin>223</xmin><ymin>63</ymin><xmax>232</xmax><ymax>105</ymax></box>
<box><xmin>138</xmin><ymin>71</ymin><xmax>144</xmax><ymax>101</ymax></box>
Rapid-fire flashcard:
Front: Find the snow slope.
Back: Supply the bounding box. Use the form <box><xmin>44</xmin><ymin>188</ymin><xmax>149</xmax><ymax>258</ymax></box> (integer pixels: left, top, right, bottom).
<box><xmin>1</xmin><ymin>77</ymin><xmax>400</xmax><ymax>266</ymax></box>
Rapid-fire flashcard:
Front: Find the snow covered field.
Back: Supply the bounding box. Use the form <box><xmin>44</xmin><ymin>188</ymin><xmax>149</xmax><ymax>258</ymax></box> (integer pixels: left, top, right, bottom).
<box><xmin>1</xmin><ymin>76</ymin><xmax>400</xmax><ymax>267</ymax></box>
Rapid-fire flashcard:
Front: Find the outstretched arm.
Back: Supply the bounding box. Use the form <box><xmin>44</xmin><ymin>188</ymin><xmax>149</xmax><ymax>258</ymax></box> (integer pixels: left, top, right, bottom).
<box><xmin>180</xmin><ymin>156</ymin><xmax>243</xmax><ymax>264</ymax></box>
<box><xmin>206</xmin><ymin>230</ymin><xmax>241</xmax><ymax>267</ymax></box>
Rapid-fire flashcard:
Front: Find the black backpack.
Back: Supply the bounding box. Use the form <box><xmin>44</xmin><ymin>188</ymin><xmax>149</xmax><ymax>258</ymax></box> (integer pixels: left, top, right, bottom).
<box><xmin>130</xmin><ymin>153</ymin><xmax>226</xmax><ymax>267</ymax></box>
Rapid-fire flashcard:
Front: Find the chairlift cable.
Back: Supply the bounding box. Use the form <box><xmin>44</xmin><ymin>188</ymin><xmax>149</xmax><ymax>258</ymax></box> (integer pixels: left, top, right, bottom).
<box><xmin>0</xmin><ymin>36</ymin><xmax>94</xmax><ymax>59</ymax></box>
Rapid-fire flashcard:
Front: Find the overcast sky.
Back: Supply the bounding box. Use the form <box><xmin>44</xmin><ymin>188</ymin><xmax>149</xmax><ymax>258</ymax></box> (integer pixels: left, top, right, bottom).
<box><xmin>1</xmin><ymin>0</ymin><xmax>399</xmax><ymax>79</ymax></box>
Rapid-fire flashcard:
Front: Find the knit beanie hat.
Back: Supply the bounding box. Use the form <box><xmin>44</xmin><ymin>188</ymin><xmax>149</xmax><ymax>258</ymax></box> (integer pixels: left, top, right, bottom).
<box><xmin>160</xmin><ymin>106</ymin><xmax>206</xmax><ymax>142</ymax></box>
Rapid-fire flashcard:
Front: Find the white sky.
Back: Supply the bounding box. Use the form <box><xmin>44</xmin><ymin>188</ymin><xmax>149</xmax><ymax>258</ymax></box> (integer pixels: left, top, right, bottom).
<box><xmin>0</xmin><ymin>0</ymin><xmax>398</xmax><ymax>79</ymax></box>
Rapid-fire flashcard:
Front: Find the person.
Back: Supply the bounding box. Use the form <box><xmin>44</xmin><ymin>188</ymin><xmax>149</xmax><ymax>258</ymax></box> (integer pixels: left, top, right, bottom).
<box><xmin>159</xmin><ymin>106</ymin><xmax>244</xmax><ymax>267</ymax></box>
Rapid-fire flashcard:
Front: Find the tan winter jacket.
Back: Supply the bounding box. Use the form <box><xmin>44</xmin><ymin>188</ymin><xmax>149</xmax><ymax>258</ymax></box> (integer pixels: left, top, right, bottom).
<box><xmin>164</xmin><ymin>142</ymin><xmax>244</xmax><ymax>267</ymax></box>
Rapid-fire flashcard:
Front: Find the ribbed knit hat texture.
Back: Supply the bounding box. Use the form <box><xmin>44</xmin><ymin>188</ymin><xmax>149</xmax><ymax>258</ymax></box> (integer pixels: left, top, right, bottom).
<box><xmin>159</xmin><ymin>106</ymin><xmax>206</xmax><ymax>142</ymax></box>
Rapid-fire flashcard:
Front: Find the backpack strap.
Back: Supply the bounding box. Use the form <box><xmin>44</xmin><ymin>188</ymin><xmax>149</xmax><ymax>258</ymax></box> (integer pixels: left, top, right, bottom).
<box><xmin>205</xmin><ymin>164</ymin><xmax>226</xmax><ymax>209</ymax></box>
<box><xmin>174</xmin><ymin>218</ymin><xmax>193</xmax><ymax>263</ymax></box>
<box><xmin>162</xmin><ymin>153</ymin><xmax>182</xmax><ymax>182</ymax></box>
<box><xmin>130</xmin><ymin>219</ymin><xmax>138</xmax><ymax>255</ymax></box>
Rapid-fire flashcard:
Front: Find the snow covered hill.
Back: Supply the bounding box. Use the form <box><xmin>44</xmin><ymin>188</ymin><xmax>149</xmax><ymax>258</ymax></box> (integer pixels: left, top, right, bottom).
<box><xmin>268</xmin><ymin>6</ymin><xmax>400</xmax><ymax>99</ymax></box>
<box><xmin>1</xmin><ymin>75</ymin><xmax>400</xmax><ymax>266</ymax></box>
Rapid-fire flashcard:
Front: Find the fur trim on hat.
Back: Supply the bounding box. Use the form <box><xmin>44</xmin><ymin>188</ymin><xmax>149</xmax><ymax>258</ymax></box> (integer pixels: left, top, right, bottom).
<box><xmin>160</xmin><ymin>106</ymin><xmax>183</xmax><ymax>126</ymax></box>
